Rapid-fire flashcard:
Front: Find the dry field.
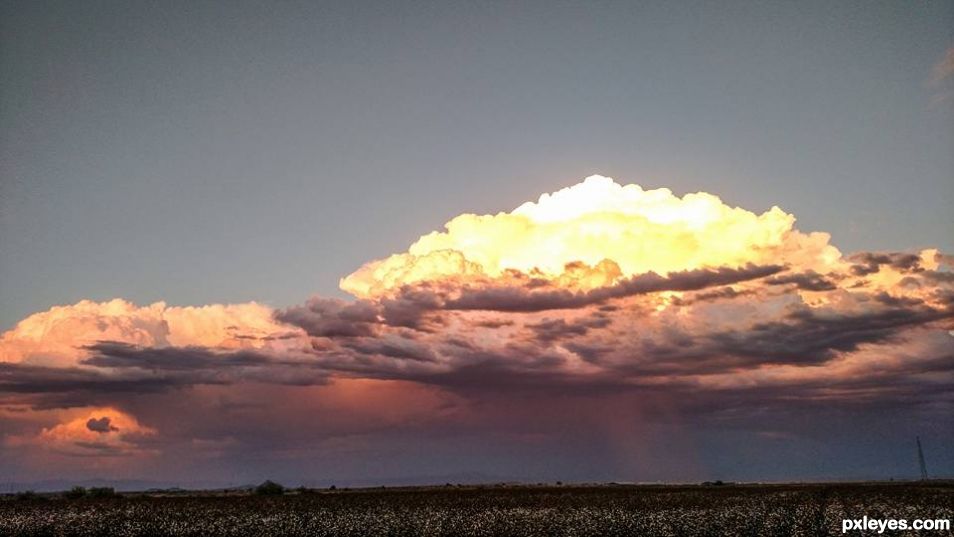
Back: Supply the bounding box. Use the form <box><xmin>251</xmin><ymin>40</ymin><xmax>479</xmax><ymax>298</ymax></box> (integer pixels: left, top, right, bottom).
<box><xmin>1</xmin><ymin>482</ymin><xmax>952</xmax><ymax>536</ymax></box>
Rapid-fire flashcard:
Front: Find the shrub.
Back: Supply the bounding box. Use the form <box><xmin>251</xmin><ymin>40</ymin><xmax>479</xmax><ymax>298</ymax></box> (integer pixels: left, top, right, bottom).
<box><xmin>88</xmin><ymin>487</ymin><xmax>117</xmax><ymax>498</ymax></box>
<box><xmin>254</xmin><ymin>480</ymin><xmax>285</xmax><ymax>495</ymax></box>
<box><xmin>15</xmin><ymin>490</ymin><xmax>38</xmax><ymax>501</ymax></box>
<box><xmin>65</xmin><ymin>486</ymin><xmax>87</xmax><ymax>499</ymax></box>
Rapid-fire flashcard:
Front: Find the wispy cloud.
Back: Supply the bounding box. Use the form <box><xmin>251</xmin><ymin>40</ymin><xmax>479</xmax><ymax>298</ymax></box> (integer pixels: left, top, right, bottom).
<box><xmin>929</xmin><ymin>46</ymin><xmax>954</xmax><ymax>107</ymax></box>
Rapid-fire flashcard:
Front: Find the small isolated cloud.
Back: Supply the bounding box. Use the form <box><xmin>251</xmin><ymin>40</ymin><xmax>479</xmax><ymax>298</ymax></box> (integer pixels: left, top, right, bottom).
<box><xmin>7</xmin><ymin>407</ymin><xmax>156</xmax><ymax>457</ymax></box>
<box><xmin>86</xmin><ymin>416</ymin><xmax>118</xmax><ymax>433</ymax></box>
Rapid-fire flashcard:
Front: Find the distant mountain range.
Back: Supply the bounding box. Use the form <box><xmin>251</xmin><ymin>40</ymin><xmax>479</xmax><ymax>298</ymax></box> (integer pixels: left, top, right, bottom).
<box><xmin>0</xmin><ymin>471</ymin><xmax>516</xmax><ymax>493</ymax></box>
<box><xmin>0</xmin><ymin>479</ymin><xmax>229</xmax><ymax>493</ymax></box>
<box><xmin>4</xmin><ymin>471</ymin><xmax>943</xmax><ymax>493</ymax></box>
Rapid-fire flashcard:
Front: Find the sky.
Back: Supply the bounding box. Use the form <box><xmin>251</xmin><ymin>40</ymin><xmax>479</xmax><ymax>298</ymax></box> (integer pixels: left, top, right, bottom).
<box><xmin>0</xmin><ymin>1</ymin><xmax>952</xmax><ymax>488</ymax></box>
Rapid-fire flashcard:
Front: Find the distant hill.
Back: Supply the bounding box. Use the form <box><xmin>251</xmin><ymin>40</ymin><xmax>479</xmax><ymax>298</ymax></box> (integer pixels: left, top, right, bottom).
<box><xmin>0</xmin><ymin>479</ymin><xmax>232</xmax><ymax>493</ymax></box>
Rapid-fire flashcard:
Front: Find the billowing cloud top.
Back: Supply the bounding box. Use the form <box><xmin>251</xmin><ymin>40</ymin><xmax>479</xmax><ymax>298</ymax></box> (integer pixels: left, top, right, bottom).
<box><xmin>1</xmin><ymin>175</ymin><xmax>951</xmax><ymax>482</ymax></box>
<box><xmin>340</xmin><ymin>175</ymin><xmax>841</xmax><ymax>297</ymax></box>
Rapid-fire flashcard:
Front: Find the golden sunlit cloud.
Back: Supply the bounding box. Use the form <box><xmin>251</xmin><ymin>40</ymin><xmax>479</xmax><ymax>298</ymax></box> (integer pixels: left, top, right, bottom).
<box><xmin>0</xmin><ymin>299</ymin><xmax>302</xmax><ymax>367</ymax></box>
<box><xmin>340</xmin><ymin>175</ymin><xmax>842</xmax><ymax>298</ymax></box>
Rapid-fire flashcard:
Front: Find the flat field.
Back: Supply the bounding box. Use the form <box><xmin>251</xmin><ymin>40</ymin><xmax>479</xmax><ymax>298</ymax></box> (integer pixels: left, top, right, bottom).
<box><xmin>1</xmin><ymin>482</ymin><xmax>952</xmax><ymax>536</ymax></box>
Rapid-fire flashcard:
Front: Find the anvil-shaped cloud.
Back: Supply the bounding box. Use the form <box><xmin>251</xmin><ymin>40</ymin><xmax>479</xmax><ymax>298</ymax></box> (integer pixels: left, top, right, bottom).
<box><xmin>1</xmin><ymin>176</ymin><xmax>951</xmax><ymax>483</ymax></box>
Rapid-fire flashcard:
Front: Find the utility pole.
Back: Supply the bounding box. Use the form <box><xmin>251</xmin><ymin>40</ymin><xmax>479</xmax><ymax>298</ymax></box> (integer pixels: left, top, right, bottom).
<box><xmin>916</xmin><ymin>436</ymin><xmax>928</xmax><ymax>481</ymax></box>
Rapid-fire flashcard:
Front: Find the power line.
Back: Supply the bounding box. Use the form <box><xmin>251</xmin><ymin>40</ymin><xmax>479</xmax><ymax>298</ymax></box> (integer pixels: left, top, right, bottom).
<box><xmin>916</xmin><ymin>436</ymin><xmax>928</xmax><ymax>481</ymax></box>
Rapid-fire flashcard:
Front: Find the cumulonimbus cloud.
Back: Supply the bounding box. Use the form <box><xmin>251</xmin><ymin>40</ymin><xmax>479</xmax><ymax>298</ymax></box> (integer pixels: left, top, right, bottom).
<box><xmin>283</xmin><ymin>176</ymin><xmax>953</xmax><ymax>406</ymax></box>
<box><xmin>1</xmin><ymin>175</ymin><xmax>951</xmax><ymax>464</ymax></box>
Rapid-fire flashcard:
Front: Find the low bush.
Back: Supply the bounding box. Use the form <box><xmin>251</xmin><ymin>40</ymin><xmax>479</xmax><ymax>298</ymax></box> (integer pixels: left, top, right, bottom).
<box><xmin>64</xmin><ymin>486</ymin><xmax>87</xmax><ymax>499</ymax></box>
<box><xmin>254</xmin><ymin>480</ymin><xmax>285</xmax><ymax>496</ymax></box>
<box><xmin>88</xmin><ymin>487</ymin><xmax>117</xmax><ymax>498</ymax></box>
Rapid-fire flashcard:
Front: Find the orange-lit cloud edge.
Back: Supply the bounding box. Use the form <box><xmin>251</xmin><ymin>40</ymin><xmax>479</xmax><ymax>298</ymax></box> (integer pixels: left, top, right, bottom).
<box><xmin>2</xmin><ymin>176</ymin><xmax>952</xmax><ymax>464</ymax></box>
